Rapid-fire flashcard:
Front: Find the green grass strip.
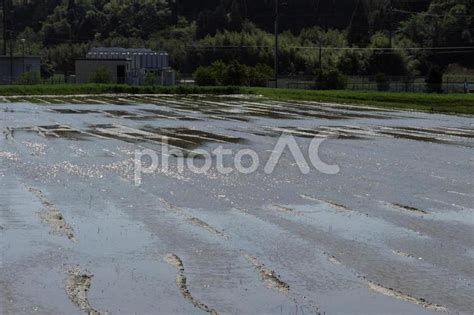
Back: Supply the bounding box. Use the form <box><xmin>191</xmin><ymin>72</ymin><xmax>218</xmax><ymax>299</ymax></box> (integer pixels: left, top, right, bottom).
<box><xmin>1</xmin><ymin>84</ymin><xmax>473</xmax><ymax>114</ymax></box>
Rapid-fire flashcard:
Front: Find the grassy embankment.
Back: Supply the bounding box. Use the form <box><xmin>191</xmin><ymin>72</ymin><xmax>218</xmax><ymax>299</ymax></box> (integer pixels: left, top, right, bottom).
<box><xmin>245</xmin><ymin>88</ymin><xmax>474</xmax><ymax>115</ymax></box>
<box><xmin>1</xmin><ymin>84</ymin><xmax>473</xmax><ymax>114</ymax></box>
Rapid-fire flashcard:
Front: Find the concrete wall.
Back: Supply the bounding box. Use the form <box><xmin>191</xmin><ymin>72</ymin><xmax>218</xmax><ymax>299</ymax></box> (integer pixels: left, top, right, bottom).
<box><xmin>0</xmin><ymin>56</ymin><xmax>41</xmax><ymax>84</ymax></box>
<box><xmin>75</xmin><ymin>59</ymin><xmax>130</xmax><ymax>84</ymax></box>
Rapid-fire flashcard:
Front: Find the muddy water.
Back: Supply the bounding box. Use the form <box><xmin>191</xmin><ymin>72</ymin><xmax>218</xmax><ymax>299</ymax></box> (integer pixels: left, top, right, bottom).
<box><xmin>1</xmin><ymin>95</ymin><xmax>473</xmax><ymax>314</ymax></box>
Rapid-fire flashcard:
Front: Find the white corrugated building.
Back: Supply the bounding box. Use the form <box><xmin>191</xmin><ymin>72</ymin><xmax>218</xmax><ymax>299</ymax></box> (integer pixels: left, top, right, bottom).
<box><xmin>76</xmin><ymin>47</ymin><xmax>175</xmax><ymax>85</ymax></box>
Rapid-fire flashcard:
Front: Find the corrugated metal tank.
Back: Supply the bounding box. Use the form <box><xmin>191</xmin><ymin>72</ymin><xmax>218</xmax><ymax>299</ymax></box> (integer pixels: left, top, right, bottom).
<box><xmin>162</xmin><ymin>52</ymin><xmax>169</xmax><ymax>68</ymax></box>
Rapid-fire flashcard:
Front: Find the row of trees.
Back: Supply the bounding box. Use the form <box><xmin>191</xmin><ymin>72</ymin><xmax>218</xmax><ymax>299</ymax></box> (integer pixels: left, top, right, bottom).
<box><xmin>4</xmin><ymin>0</ymin><xmax>436</xmax><ymax>41</ymax></box>
<box><xmin>1</xmin><ymin>0</ymin><xmax>472</xmax><ymax>84</ymax></box>
<box><xmin>4</xmin><ymin>0</ymin><xmax>455</xmax><ymax>45</ymax></box>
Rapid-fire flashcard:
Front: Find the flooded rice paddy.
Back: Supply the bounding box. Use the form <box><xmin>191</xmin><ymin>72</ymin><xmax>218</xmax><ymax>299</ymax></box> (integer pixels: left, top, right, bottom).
<box><xmin>1</xmin><ymin>94</ymin><xmax>473</xmax><ymax>314</ymax></box>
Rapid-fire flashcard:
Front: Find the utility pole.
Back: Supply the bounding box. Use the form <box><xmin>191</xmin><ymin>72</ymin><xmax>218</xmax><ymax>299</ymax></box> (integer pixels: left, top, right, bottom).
<box><xmin>320</xmin><ymin>14</ymin><xmax>327</xmax><ymax>85</ymax></box>
<box><xmin>387</xmin><ymin>0</ymin><xmax>394</xmax><ymax>78</ymax></box>
<box><xmin>274</xmin><ymin>0</ymin><xmax>279</xmax><ymax>85</ymax></box>
<box><xmin>9</xmin><ymin>30</ymin><xmax>13</xmax><ymax>84</ymax></box>
<box><xmin>174</xmin><ymin>0</ymin><xmax>179</xmax><ymax>25</ymax></box>
<box><xmin>2</xmin><ymin>0</ymin><xmax>7</xmax><ymax>55</ymax></box>
<box><xmin>434</xmin><ymin>17</ymin><xmax>440</xmax><ymax>66</ymax></box>
<box><xmin>388</xmin><ymin>0</ymin><xmax>393</xmax><ymax>49</ymax></box>
<box><xmin>319</xmin><ymin>43</ymin><xmax>323</xmax><ymax>84</ymax></box>
<box><xmin>21</xmin><ymin>38</ymin><xmax>25</xmax><ymax>73</ymax></box>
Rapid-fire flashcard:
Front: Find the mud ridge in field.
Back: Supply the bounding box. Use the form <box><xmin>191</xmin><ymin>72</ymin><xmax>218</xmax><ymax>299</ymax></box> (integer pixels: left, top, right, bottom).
<box><xmin>269</xmin><ymin>205</ymin><xmax>295</xmax><ymax>213</ymax></box>
<box><xmin>29</xmin><ymin>187</ymin><xmax>75</xmax><ymax>240</ymax></box>
<box><xmin>269</xmin><ymin>123</ymin><xmax>473</xmax><ymax>147</ymax></box>
<box><xmin>185</xmin><ymin>217</ymin><xmax>227</xmax><ymax>238</ymax></box>
<box><xmin>3</xmin><ymin>127</ymin><xmax>15</xmax><ymax>139</ymax></box>
<box><xmin>244</xmin><ymin>254</ymin><xmax>290</xmax><ymax>293</ymax></box>
<box><xmin>392</xmin><ymin>250</ymin><xmax>417</xmax><ymax>259</ymax></box>
<box><xmin>323</xmin><ymin>200</ymin><xmax>351</xmax><ymax>212</ymax></box>
<box><xmin>13</xmin><ymin>125</ymin><xmax>89</xmax><ymax>140</ymax></box>
<box><xmin>300</xmin><ymin>194</ymin><xmax>351</xmax><ymax>212</ymax></box>
<box><xmin>366</xmin><ymin>280</ymin><xmax>447</xmax><ymax>312</ymax></box>
<box><xmin>65</xmin><ymin>267</ymin><xmax>104</xmax><ymax>315</ymax></box>
<box><xmin>396</xmin><ymin>126</ymin><xmax>474</xmax><ymax>139</ymax></box>
<box><xmin>391</xmin><ymin>203</ymin><xmax>429</xmax><ymax>215</ymax></box>
<box><xmin>164</xmin><ymin>254</ymin><xmax>219</xmax><ymax>315</ymax></box>
<box><xmin>160</xmin><ymin>198</ymin><xmax>227</xmax><ymax>239</ymax></box>
<box><xmin>327</xmin><ymin>255</ymin><xmax>342</xmax><ymax>265</ymax></box>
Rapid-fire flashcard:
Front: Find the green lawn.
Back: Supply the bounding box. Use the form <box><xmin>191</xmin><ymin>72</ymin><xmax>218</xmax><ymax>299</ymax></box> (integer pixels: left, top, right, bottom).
<box><xmin>1</xmin><ymin>84</ymin><xmax>473</xmax><ymax>114</ymax></box>
<box><xmin>244</xmin><ymin>88</ymin><xmax>474</xmax><ymax>115</ymax></box>
<box><xmin>0</xmin><ymin>84</ymin><xmax>242</xmax><ymax>96</ymax></box>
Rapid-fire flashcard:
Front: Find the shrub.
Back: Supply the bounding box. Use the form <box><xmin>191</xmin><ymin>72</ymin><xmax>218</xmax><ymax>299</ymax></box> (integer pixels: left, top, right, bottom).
<box><xmin>367</xmin><ymin>51</ymin><xmax>408</xmax><ymax>77</ymax></box>
<box><xmin>193</xmin><ymin>61</ymin><xmax>273</xmax><ymax>87</ymax></box>
<box><xmin>426</xmin><ymin>66</ymin><xmax>444</xmax><ymax>93</ymax></box>
<box><xmin>193</xmin><ymin>60</ymin><xmax>226</xmax><ymax>86</ymax></box>
<box><xmin>402</xmin><ymin>74</ymin><xmax>415</xmax><ymax>92</ymax></box>
<box><xmin>193</xmin><ymin>66</ymin><xmax>218</xmax><ymax>86</ymax></box>
<box><xmin>338</xmin><ymin>50</ymin><xmax>367</xmax><ymax>75</ymax></box>
<box><xmin>325</xmin><ymin>70</ymin><xmax>348</xmax><ymax>90</ymax></box>
<box><xmin>16</xmin><ymin>71</ymin><xmax>41</xmax><ymax>85</ymax></box>
<box><xmin>316</xmin><ymin>69</ymin><xmax>348</xmax><ymax>90</ymax></box>
<box><xmin>248</xmin><ymin>64</ymin><xmax>274</xmax><ymax>87</ymax></box>
<box><xmin>40</xmin><ymin>59</ymin><xmax>55</xmax><ymax>80</ymax></box>
<box><xmin>375</xmin><ymin>73</ymin><xmax>390</xmax><ymax>91</ymax></box>
<box><xmin>144</xmin><ymin>72</ymin><xmax>156</xmax><ymax>85</ymax></box>
<box><xmin>90</xmin><ymin>66</ymin><xmax>111</xmax><ymax>84</ymax></box>
<box><xmin>222</xmin><ymin>61</ymin><xmax>249</xmax><ymax>86</ymax></box>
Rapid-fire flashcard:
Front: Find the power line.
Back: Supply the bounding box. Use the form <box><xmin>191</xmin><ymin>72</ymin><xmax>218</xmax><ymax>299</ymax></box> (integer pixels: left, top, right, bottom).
<box><xmin>274</xmin><ymin>0</ymin><xmax>279</xmax><ymax>83</ymax></box>
<box><xmin>2</xmin><ymin>0</ymin><xmax>6</xmax><ymax>55</ymax></box>
<box><xmin>185</xmin><ymin>45</ymin><xmax>474</xmax><ymax>51</ymax></box>
<box><xmin>393</xmin><ymin>8</ymin><xmax>474</xmax><ymax>18</ymax></box>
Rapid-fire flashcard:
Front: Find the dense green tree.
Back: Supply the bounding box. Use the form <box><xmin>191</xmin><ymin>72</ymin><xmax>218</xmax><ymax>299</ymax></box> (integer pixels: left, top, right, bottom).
<box><xmin>426</xmin><ymin>65</ymin><xmax>444</xmax><ymax>92</ymax></box>
<box><xmin>347</xmin><ymin>0</ymin><xmax>371</xmax><ymax>47</ymax></box>
<box><xmin>2</xmin><ymin>0</ymin><xmax>472</xmax><ymax>79</ymax></box>
<box><xmin>45</xmin><ymin>43</ymin><xmax>89</xmax><ymax>77</ymax></box>
<box><xmin>196</xmin><ymin>5</ymin><xmax>227</xmax><ymax>38</ymax></box>
<box><xmin>40</xmin><ymin>58</ymin><xmax>55</xmax><ymax>79</ymax></box>
<box><xmin>228</xmin><ymin>0</ymin><xmax>244</xmax><ymax>32</ymax></box>
<box><xmin>400</xmin><ymin>0</ymin><xmax>474</xmax><ymax>66</ymax></box>
<box><xmin>337</xmin><ymin>50</ymin><xmax>367</xmax><ymax>75</ymax></box>
<box><xmin>103</xmin><ymin>0</ymin><xmax>171</xmax><ymax>38</ymax></box>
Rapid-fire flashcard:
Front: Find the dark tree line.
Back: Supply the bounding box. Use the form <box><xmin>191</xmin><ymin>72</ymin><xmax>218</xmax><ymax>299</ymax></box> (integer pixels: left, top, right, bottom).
<box><xmin>1</xmin><ymin>0</ymin><xmax>472</xmax><ymax>79</ymax></box>
<box><xmin>3</xmin><ymin>0</ymin><xmax>436</xmax><ymax>43</ymax></box>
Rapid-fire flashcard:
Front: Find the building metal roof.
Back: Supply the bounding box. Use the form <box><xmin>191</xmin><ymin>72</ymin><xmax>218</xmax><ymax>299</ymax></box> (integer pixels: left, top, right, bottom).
<box><xmin>76</xmin><ymin>58</ymin><xmax>130</xmax><ymax>61</ymax></box>
<box><xmin>88</xmin><ymin>47</ymin><xmax>168</xmax><ymax>55</ymax></box>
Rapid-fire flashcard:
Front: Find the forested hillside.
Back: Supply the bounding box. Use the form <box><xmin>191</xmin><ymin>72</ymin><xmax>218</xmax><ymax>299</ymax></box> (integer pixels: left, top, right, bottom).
<box><xmin>1</xmin><ymin>0</ymin><xmax>473</xmax><ymax>80</ymax></box>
